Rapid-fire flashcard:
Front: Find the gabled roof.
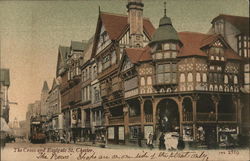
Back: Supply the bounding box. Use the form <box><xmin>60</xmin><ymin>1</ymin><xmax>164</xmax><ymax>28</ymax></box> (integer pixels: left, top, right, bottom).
<box><xmin>0</xmin><ymin>68</ymin><xmax>10</xmax><ymax>86</ymax></box>
<box><xmin>70</xmin><ymin>41</ymin><xmax>86</xmax><ymax>51</ymax></box>
<box><xmin>56</xmin><ymin>46</ymin><xmax>70</xmax><ymax>77</ymax></box>
<box><xmin>124</xmin><ymin>46</ymin><xmax>152</xmax><ymax>64</ymax></box>
<box><xmin>178</xmin><ymin>32</ymin><xmax>208</xmax><ymax>57</ymax></box>
<box><xmin>98</xmin><ymin>12</ymin><xmax>155</xmax><ymax>41</ymax></box>
<box><xmin>177</xmin><ymin>31</ymin><xmax>241</xmax><ymax>60</ymax></box>
<box><xmin>81</xmin><ymin>36</ymin><xmax>94</xmax><ymax>66</ymax></box>
<box><xmin>58</xmin><ymin>46</ymin><xmax>70</xmax><ymax>63</ymax></box>
<box><xmin>211</xmin><ymin>14</ymin><xmax>249</xmax><ymax>35</ymax></box>
<box><xmin>50</xmin><ymin>78</ymin><xmax>60</xmax><ymax>92</ymax></box>
<box><xmin>42</xmin><ymin>81</ymin><xmax>49</xmax><ymax>92</ymax></box>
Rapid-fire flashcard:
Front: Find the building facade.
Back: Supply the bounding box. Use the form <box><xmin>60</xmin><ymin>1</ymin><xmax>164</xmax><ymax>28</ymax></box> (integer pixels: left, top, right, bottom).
<box><xmin>59</xmin><ymin>41</ymin><xmax>86</xmax><ymax>141</ymax></box>
<box><xmin>48</xmin><ymin>0</ymin><xmax>249</xmax><ymax>147</ymax></box>
<box><xmin>46</xmin><ymin>78</ymin><xmax>63</xmax><ymax>141</ymax></box>
<box><xmin>0</xmin><ymin>69</ymin><xmax>10</xmax><ymax>123</ymax></box>
<box><xmin>210</xmin><ymin>14</ymin><xmax>250</xmax><ymax>136</ymax></box>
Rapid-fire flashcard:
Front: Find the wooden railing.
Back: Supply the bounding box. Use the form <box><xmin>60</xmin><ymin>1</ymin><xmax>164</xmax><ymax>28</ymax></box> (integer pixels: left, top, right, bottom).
<box><xmin>218</xmin><ymin>113</ymin><xmax>236</xmax><ymax>121</ymax></box>
<box><xmin>129</xmin><ymin>116</ymin><xmax>141</xmax><ymax>124</ymax></box>
<box><xmin>197</xmin><ymin>113</ymin><xmax>216</xmax><ymax>121</ymax></box>
<box><xmin>183</xmin><ymin>112</ymin><xmax>193</xmax><ymax>122</ymax></box>
<box><xmin>109</xmin><ymin>116</ymin><xmax>124</xmax><ymax>125</ymax></box>
<box><xmin>196</xmin><ymin>112</ymin><xmax>236</xmax><ymax>122</ymax></box>
<box><xmin>145</xmin><ymin>114</ymin><xmax>153</xmax><ymax>123</ymax></box>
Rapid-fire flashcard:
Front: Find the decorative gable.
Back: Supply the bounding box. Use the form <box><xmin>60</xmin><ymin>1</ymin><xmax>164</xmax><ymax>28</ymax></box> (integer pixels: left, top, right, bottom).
<box><xmin>96</xmin><ymin>25</ymin><xmax>111</xmax><ymax>54</ymax></box>
<box><xmin>122</xmin><ymin>56</ymin><xmax>134</xmax><ymax>72</ymax></box>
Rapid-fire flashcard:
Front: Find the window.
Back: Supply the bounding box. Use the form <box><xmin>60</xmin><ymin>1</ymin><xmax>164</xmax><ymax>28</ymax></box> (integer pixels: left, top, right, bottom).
<box><xmin>180</xmin><ymin>73</ymin><xmax>185</xmax><ymax>82</ymax></box>
<box><xmin>187</xmin><ymin>73</ymin><xmax>193</xmax><ymax>82</ymax></box>
<box><xmin>147</xmin><ymin>77</ymin><xmax>152</xmax><ymax>85</ymax></box>
<box><xmin>172</xmin><ymin>51</ymin><xmax>177</xmax><ymax>58</ymax></box>
<box><xmin>170</xmin><ymin>43</ymin><xmax>176</xmax><ymax>50</ymax></box>
<box><xmin>196</xmin><ymin>73</ymin><xmax>201</xmax><ymax>82</ymax></box>
<box><xmin>156</xmin><ymin>63</ymin><xmax>177</xmax><ymax>84</ymax></box>
<box><xmin>234</xmin><ymin>75</ymin><xmax>238</xmax><ymax>84</ymax></box>
<box><xmin>224</xmin><ymin>75</ymin><xmax>228</xmax><ymax>84</ymax></box>
<box><xmin>156</xmin><ymin>52</ymin><xmax>163</xmax><ymax>59</ymax></box>
<box><xmin>163</xmin><ymin>43</ymin><xmax>170</xmax><ymax>50</ymax></box>
<box><xmin>141</xmin><ymin>77</ymin><xmax>145</xmax><ymax>86</ymax></box>
<box><xmin>202</xmin><ymin>73</ymin><xmax>207</xmax><ymax>82</ymax></box>
<box><xmin>163</xmin><ymin>52</ymin><xmax>171</xmax><ymax>59</ymax></box>
<box><xmin>214</xmin><ymin>73</ymin><xmax>218</xmax><ymax>83</ymax></box>
<box><xmin>209</xmin><ymin>73</ymin><xmax>213</xmax><ymax>83</ymax></box>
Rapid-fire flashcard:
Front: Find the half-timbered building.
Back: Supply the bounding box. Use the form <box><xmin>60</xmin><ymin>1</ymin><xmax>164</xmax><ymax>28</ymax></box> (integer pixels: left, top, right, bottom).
<box><xmin>91</xmin><ymin>0</ymin><xmax>155</xmax><ymax>144</ymax></box>
<box><xmin>210</xmin><ymin>14</ymin><xmax>250</xmax><ymax>137</ymax></box>
<box><xmin>118</xmin><ymin>2</ymin><xmax>243</xmax><ymax>147</ymax></box>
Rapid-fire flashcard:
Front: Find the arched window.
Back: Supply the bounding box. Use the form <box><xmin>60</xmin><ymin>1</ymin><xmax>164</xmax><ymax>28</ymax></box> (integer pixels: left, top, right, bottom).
<box><xmin>196</xmin><ymin>73</ymin><xmax>201</xmax><ymax>82</ymax></box>
<box><xmin>202</xmin><ymin>73</ymin><xmax>207</xmax><ymax>82</ymax></box>
<box><xmin>187</xmin><ymin>73</ymin><xmax>193</xmax><ymax>82</ymax></box>
<box><xmin>141</xmin><ymin>77</ymin><xmax>145</xmax><ymax>86</ymax></box>
<box><xmin>224</xmin><ymin>75</ymin><xmax>228</xmax><ymax>84</ymax></box>
<box><xmin>209</xmin><ymin>85</ymin><xmax>213</xmax><ymax>91</ymax></box>
<box><xmin>234</xmin><ymin>75</ymin><xmax>238</xmax><ymax>84</ymax></box>
<box><xmin>180</xmin><ymin>73</ymin><xmax>185</xmax><ymax>82</ymax></box>
<box><xmin>147</xmin><ymin>76</ymin><xmax>152</xmax><ymax>85</ymax></box>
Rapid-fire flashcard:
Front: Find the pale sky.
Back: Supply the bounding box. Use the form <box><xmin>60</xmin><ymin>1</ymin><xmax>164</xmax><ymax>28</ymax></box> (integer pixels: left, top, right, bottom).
<box><xmin>0</xmin><ymin>0</ymin><xmax>249</xmax><ymax>122</ymax></box>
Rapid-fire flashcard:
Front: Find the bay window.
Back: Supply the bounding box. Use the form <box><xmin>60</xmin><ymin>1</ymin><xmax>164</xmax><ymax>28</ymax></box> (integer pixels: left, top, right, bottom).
<box><xmin>156</xmin><ymin>63</ymin><xmax>177</xmax><ymax>84</ymax></box>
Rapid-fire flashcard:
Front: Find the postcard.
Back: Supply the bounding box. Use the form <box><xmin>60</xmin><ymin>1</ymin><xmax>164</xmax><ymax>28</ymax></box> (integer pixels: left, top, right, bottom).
<box><xmin>1</xmin><ymin>0</ymin><xmax>249</xmax><ymax>161</ymax></box>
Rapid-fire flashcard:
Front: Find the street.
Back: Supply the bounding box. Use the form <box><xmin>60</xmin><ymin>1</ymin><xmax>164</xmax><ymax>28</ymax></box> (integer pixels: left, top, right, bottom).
<box><xmin>1</xmin><ymin>140</ymin><xmax>250</xmax><ymax>161</ymax></box>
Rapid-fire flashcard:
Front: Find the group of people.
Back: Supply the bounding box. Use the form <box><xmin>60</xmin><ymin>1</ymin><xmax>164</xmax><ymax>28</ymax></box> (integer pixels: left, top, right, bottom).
<box><xmin>144</xmin><ymin>132</ymin><xmax>185</xmax><ymax>150</ymax></box>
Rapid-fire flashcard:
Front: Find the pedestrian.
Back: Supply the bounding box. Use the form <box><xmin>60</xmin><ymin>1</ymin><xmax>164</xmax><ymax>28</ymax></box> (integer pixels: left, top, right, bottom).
<box><xmin>147</xmin><ymin>132</ymin><xmax>153</xmax><ymax>149</ymax></box>
<box><xmin>159</xmin><ymin>133</ymin><xmax>166</xmax><ymax>150</ymax></box>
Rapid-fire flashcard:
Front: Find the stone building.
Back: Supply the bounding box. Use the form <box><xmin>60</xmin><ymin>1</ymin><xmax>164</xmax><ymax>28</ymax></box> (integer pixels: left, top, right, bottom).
<box><xmin>46</xmin><ymin>78</ymin><xmax>63</xmax><ymax>140</ymax></box>
<box><xmin>0</xmin><ymin>68</ymin><xmax>10</xmax><ymax>123</ymax></box>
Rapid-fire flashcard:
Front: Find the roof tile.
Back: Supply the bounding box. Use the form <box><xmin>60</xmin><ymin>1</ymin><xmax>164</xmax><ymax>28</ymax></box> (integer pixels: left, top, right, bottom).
<box><xmin>100</xmin><ymin>12</ymin><xmax>155</xmax><ymax>40</ymax></box>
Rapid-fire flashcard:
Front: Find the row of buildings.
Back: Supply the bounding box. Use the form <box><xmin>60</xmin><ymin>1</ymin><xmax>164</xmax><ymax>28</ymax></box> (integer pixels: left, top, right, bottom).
<box><xmin>27</xmin><ymin>0</ymin><xmax>249</xmax><ymax>147</ymax></box>
<box><xmin>0</xmin><ymin>68</ymin><xmax>11</xmax><ymax>123</ymax></box>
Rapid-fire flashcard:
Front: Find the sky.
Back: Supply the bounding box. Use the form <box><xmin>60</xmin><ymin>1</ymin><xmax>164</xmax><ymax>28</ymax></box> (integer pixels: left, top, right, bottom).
<box><xmin>0</xmin><ymin>0</ymin><xmax>249</xmax><ymax>122</ymax></box>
